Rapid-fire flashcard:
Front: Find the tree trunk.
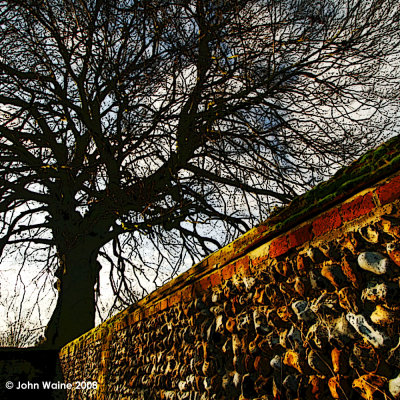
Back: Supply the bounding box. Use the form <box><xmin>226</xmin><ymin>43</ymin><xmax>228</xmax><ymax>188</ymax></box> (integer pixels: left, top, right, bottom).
<box><xmin>42</xmin><ymin>243</ymin><xmax>101</xmax><ymax>349</ymax></box>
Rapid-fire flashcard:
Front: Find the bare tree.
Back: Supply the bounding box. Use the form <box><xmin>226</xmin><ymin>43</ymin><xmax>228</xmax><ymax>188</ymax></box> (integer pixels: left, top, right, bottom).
<box><xmin>0</xmin><ymin>294</ymin><xmax>44</xmax><ymax>348</ymax></box>
<box><xmin>0</xmin><ymin>0</ymin><xmax>398</xmax><ymax>347</ymax></box>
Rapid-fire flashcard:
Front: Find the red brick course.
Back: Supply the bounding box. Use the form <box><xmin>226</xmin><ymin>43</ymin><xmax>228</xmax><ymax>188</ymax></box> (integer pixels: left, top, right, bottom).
<box><xmin>194</xmin><ymin>275</ymin><xmax>211</xmax><ymax>294</ymax></box>
<box><xmin>181</xmin><ymin>285</ymin><xmax>193</xmax><ymax>302</ymax></box>
<box><xmin>221</xmin><ymin>262</ymin><xmax>236</xmax><ymax>281</ymax></box>
<box><xmin>134</xmin><ymin>311</ymin><xmax>143</xmax><ymax>322</ymax></box>
<box><xmin>269</xmin><ymin>235</ymin><xmax>290</xmax><ymax>258</ymax></box>
<box><xmin>234</xmin><ymin>255</ymin><xmax>251</xmax><ymax>276</ymax></box>
<box><xmin>312</xmin><ymin>208</ymin><xmax>342</xmax><ymax>237</ymax></box>
<box><xmin>251</xmin><ymin>251</ymin><xmax>269</xmax><ymax>268</ymax></box>
<box><xmin>168</xmin><ymin>291</ymin><xmax>181</xmax><ymax>307</ymax></box>
<box><xmin>209</xmin><ymin>271</ymin><xmax>222</xmax><ymax>287</ymax></box>
<box><xmin>127</xmin><ymin>313</ymin><xmax>136</xmax><ymax>325</ymax></box>
<box><xmin>160</xmin><ymin>298</ymin><xmax>168</xmax><ymax>311</ymax></box>
<box><xmin>376</xmin><ymin>174</ymin><xmax>400</xmax><ymax>205</ymax></box>
<box><xmin>288</xmin><ymin>224</ymin><xmax>313</xmax><ymax>248</ymax></box>
<box><xmin>340</xmin><ymin>192</ymin><xmax>375</xmax><ymax>221</ymax></box>
<box><xmin>154</xmin><ymin>301</ymin><xmax>161</xmax><ymax>313</ymax></box>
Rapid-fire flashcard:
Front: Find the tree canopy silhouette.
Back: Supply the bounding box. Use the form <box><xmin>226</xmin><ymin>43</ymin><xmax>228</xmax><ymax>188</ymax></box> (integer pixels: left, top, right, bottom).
<box><xmin>0</xmin><ymin>0</ymin><xmax>399</xmax><ymax>347</ymax></box>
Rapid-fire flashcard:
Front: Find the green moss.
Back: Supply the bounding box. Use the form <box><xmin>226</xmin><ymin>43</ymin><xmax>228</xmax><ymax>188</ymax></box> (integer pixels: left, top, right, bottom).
<box><xmin>388</xmin><ymin>153</ymin><xmax>400</xmax><ymax>167</ymax></box>
<box><xmin>267</xmin><ymin>135</ymin><xmax>400</xmax><ymax>230</ymax></box>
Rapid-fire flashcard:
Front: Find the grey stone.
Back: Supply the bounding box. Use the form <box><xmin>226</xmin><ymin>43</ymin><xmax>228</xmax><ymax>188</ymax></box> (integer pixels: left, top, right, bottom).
<box><xmin>292</xmin><ymin>300</ymin><xmax>316</xmax><ymax>322</ymax></box>
<box><xmin>389</xmin><ymin>373</ymin><xmax>400</xmax><ymax>399</ymax></box>
<box><xmin>346</xmin><ymin>313</ymin><xmax>389</xmax><ymax>348</ymax></box>
<box><xmin>270</xmin><ymin>354</ymin><xmax>282</xmax><ymax>370</ymax></box>
<box><xmin>357</xmin><ymin>252</ymin><xmax>389</xmax><ymax>275</ymax></box>
<box><xmin>330</xmin><ymin>314</ymin><xmax>357</xmax><ymax>346</ymax></box>
<box><xmin>361</xmin><ymin>281</ymin><xmax>398</xmax><ymax>304</ymax></box>
<box><xmin>306</xmin><ymin>322</ymin><xmax>329</xmax><ymax>349</ymax></box>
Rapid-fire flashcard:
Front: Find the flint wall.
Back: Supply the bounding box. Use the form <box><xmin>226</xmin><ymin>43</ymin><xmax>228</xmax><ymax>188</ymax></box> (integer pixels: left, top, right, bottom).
<box><xmin>60</xmin><ymin>136</ymin><xmax>400</xmax><ymax>400</ymax></box>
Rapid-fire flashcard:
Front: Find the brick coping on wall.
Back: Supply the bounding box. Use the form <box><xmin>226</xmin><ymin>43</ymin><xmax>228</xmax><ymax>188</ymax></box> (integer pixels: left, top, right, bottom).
<box><xmin>60</xmin><ymin>134</ymin><xmax>400</xmax><ymax>357</ymax></box>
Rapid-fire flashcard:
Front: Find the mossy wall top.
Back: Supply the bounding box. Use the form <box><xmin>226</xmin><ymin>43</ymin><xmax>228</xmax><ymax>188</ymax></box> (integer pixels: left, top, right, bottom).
<box><xmin>60</xmin><ymin>135</ymin><xmax>400</xmax><ymax>400</ymax></box>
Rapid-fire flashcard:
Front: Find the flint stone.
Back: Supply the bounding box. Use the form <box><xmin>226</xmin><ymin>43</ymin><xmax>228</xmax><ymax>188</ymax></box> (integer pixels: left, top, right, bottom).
<box><xmin>306</xmin><ymin>322</ymin><xmax>329</xmax><ymax>349</ymax></box>
<box><xmin>357</xmin><ymin>252</ymin><xmax>389</xmax><ymax>275</ymax></box>
<box><xmin>292</xmin><ymin>300</ymin><xmax>316</xmax><ymax>322</ymax></box>
<box><xmin>253</xmin><ymin>309</ymin><xmax>270</xmax><ymax>334</ymax></box>
<box><xmin>389</xmin><ymin>373</ymin><xmax>400</xmax><ymax>399</ymax></box>
<box><xmin>331</xmin><ymin>314</ymin><xmax>357</xmax><ymax>346</ymax></box>
<box><xmin>287</xmin><ymin>326</ymin><xmax>304</xmax><ymax>352</ymax></box>
<box><xmin>346</xmin><ymin>313</ymin><xmax>389</xmax><ymax>348</ymax></box>
<box><xmin>361</xmin><ymin>281</ymin><xmax>398</xmax><ymax>304</ymax></box>
<box><xmin>270</xmin><ymin>354</ymin><xmax>282</xmax><ymax>370</ymax></box>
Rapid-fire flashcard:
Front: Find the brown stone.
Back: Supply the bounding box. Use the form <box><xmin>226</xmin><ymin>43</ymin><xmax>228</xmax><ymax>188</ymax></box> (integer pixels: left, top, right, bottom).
<box><xmin>283</xmin><ymin>349</ymin><xmax>305</xmax><ymax>374</ymax></box>
<box><xmin>331</xmin><ymin>347</ymin><xmax>349</xmax><ymax>374</ymax></box>
<box><xmin>328</xmin><ymin>375</ymin><xmax>351</xmax><ymax>399</ymax></box>
<box><xmin>352</xmin><ymin>373</ymin><xmax>388</xmax><ymax>400</ymax></box>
